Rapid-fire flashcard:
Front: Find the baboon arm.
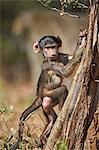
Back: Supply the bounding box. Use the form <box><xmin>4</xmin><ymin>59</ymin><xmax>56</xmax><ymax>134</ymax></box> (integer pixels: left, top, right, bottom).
<box><xmin>42</xmin><ymin>47</ymin><xmax>85</xmax><ymax>77</ymax></box>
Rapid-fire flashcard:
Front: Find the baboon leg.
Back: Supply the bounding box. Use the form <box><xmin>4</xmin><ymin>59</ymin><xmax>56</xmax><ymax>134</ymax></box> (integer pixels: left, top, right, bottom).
<box><xmin>40</xmin><ymin>86</ymin><xmax>68</xmax><ymax>145</ymax></box>
<box><xmin>20</xmin><ymin>97</ymin><xmax>42</xmax><ymax>121</ymax></box>
<box><xmin>40</xmin><ymin>108</ymin><xmax>57</xmax><ymax>145</ymax></box>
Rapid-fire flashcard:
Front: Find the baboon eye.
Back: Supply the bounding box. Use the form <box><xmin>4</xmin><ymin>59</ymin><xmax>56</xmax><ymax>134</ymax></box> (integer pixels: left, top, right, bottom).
<box><xmin>45</xmin><ymin>46</ymin><xmax>56</xmax><ymax>49</ymax></box>
<box><xmin>51</xmin><ymin>46</ymin><xmax>57</xmax><ymax>49</ymax></box>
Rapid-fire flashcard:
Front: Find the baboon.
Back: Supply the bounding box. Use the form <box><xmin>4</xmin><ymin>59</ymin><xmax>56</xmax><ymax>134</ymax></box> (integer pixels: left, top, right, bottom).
<box><xmin>12</xmin><ymin>31</ymin><xmax>87</xmax><ymax>149</ymax></box>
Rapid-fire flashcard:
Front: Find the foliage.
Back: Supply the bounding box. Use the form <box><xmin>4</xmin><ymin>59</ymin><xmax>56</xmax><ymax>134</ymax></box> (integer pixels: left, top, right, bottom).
<box><xmin>0</xmin><ymin>34</ymin><xmax>30</xmax><ymax>82</ymax></box>
<box><xmin>1</xmin><ymin>35</ymin><xmax>25</xmax><ymax>65</ymax></box>
<box><xmin>0</xmin><ymin>102</ymin><xmax>12</xmax><ymax>115</ymax></box>
<box><xmin>56</xmin><ymin>141</ymin><xmax>68</xmax><ymax>150</ymax></box>
<box><xmin>38</xmin><ymin>0</ymin><xmax>89</xmax><ymax>18</ymax></box>
<box><xmin>38</xmin><ymin>0</ymin><xmax>89</xmax><ymax>10</ymax></box>
<box><xmin>0</xmin><ymin>0</ymin><xmax>43</xmax><ymax>33</ymax></box>
<box><xmin>0</xmin><ymin>1</ymin><xmax>39</xmax><ymax>83</ymax></box>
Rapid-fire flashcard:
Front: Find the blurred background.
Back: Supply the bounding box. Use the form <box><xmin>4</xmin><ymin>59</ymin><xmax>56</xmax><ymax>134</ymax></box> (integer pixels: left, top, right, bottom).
<box><xmin>0</xmin><ymin>0</ymin><xmax>88</xmax><ymax>143</ymax></box>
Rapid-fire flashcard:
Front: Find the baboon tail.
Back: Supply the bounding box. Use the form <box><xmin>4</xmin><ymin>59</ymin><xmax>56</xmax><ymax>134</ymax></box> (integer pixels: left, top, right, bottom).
<box><xmin>11</xmin><ymin>97</ymin><xmax>42</xmax><ymax>150</ymax></box>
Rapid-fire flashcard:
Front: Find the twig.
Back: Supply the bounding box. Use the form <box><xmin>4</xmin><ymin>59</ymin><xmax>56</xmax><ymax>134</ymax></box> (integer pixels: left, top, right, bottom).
<box><xmin>77</xmin><ymin>2</ymin><xmax>88</xmax><ymax>8</ymax></box>
<box><xmin>38</xmin><ymin>111</ymin><xmax>47</xmax><ymax>126</ymax></box>
<box><xmin>52</xmin><ymin>8</ymin><xmax>80</xmax><ymax>18</ymax></box>
<box><xmin>25</xmin><ymin>122</ymin><xmax>32</xmax><ymax>137</ymax></box>
<box><xmin>6</xmin><ymin>129</ymin><xmax>18</xmax><ymax>143</ymax></box>
<box><xmin>3</xmin><ymin>117</ymin><xmax>10</xmax><ymax>134</ymax></box>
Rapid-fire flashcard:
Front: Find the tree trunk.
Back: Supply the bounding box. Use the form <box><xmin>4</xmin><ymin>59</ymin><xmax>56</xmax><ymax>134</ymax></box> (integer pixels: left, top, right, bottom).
<box><xmin>45</xmin><ymin>1</ymin><xmax>99</xmax><ymax>150</ymax></box>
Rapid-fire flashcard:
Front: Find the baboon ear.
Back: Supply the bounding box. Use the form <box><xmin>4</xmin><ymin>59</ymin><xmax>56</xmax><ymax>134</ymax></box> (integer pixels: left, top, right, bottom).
<box><xmin>57</xmin><ymin>36</ymin><xmax>62</xmax><ymax>47</ymax></box>
<box><xmin>33</xmin><ymin>41</ymin><xmax>40</xmax><ymax>53</ymax></box>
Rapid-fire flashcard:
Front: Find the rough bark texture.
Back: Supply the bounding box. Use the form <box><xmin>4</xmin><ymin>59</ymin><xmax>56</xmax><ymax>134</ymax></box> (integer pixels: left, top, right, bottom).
<box><xmin>45</xmin><ymin>1</ymin><xmax>99</xmax><ymax>150</ymax></box>
<box><xmin>67</xmin><ymin>51</ymin><xmax>99</xmax><ymax>150</ymax></box>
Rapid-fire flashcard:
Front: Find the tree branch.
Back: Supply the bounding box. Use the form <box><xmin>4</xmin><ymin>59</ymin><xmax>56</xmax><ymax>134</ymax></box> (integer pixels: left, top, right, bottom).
<box><xmin>38</xmin><ymin>0</ymin><xmax>80</xmax><ymax>18</ymax></box>
<box><xmin>45</xmin><ymin>1</ymin><xmax>98</xmax><ymax>149</ymax></box>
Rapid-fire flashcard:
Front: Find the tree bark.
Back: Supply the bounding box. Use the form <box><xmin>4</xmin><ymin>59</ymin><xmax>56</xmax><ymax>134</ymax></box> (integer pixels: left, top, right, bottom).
<box><xmin>45</xmin><ymin>0</ymin><xmax>99</xmax><ymax>150</ymax></box>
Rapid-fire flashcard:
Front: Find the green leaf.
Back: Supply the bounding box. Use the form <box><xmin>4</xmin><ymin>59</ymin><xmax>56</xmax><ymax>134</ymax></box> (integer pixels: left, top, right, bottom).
<box><xmin>56</xmin><ymin>141</ymin><xmax>68</xmax><ymax>150</ymax></box>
